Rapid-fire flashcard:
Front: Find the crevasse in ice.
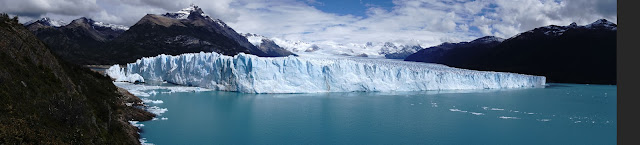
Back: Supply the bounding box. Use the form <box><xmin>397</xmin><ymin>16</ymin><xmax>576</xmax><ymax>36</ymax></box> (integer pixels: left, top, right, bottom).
<box><xmin>107</xmin><ymin>52</ymin><xmax>545</xmax><ymax>93</ymax></box>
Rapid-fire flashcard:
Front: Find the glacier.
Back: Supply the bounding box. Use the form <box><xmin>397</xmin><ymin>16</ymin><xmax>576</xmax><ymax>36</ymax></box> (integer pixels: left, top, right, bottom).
<box><xmin>106</xmin><ymin>65</ymin><xmax>145</xmax><ymax>83</ymax></box>
<box><xmin>107</xmin><ymin>52</ymin><xmax>546</xmax><ymax>93</ymax></box>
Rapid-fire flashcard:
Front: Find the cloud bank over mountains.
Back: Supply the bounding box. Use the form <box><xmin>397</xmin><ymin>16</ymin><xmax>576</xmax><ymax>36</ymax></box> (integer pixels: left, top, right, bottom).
<box><xmin>1</xmin><ymin>0</ymin><xmax>617</xmax><ymax>47</ymax></box>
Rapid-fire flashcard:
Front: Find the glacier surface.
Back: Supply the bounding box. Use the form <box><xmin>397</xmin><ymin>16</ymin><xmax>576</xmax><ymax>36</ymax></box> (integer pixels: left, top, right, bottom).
<box><xmin>107</xmin><ymin>52</ymin><xmax>546</xmax><ymax>93</ymax></box>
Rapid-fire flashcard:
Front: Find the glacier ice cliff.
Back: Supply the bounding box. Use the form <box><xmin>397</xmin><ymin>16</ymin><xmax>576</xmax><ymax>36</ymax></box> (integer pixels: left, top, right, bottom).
<box><xmin>107</xmin><ymin>65</ymin><xmax>145</xmax><ymax>83</ymax></box>
<box><xmin>107</xmin><ymin>52</ymin><xmax>545</xmax><ymax>93</ymax></box>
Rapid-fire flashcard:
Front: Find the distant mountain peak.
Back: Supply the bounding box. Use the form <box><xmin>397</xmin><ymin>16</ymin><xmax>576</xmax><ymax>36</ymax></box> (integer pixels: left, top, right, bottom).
<box><xmin>519</xmin><ymin>19</ymin><xmax>617</xmax><ymax>37</ymax></box>
<box><xmin>472</xmin><ymin>36</ymin><xmax>505</xmax><ymax>43</ymax></box>
<box><xmin>160</xmin><ymin>4</ymin><xmax>232</xmax><ymax>29</ymax></box>
<box><xmin>591</xmin><ymin>19</ymin><xmax>612</xmax><ymax>25</ymax></box>
<box><xmin>163</xmin><ymin>4</ymin><xmax>209</xmax><ymax>20</ymax></box>
<box><xmin>69</xmin><ymin>17</ymin><xmax>129</xmax><ymax>31</ymax></box>
<box><xmin>92</xmin><ymin>21</ymin><xmax>129</xmax><ymax>31</ymax></box>
<box><xmin>586</xmin><ymin>19</ymin><xmax>616</xmax><ymax>30</ymax></box>
<box><xmin>568</xmin><ymin>22</ymin><xmax>578</xmax><ymax>27</ymax></box>
<box><xmin>24</xmin><ymin>17</ymin><xmax>67</xmax><ymax>27</ymax></box>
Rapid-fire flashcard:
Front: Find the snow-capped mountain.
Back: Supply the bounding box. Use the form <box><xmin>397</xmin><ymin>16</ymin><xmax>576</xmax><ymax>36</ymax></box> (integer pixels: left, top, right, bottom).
<box><xmin>98</xmin><ymin>4</ymin><xmax>292</xmax><ymax>64</ymax></box>
<box><xmin>163</xmin><ymin>4</ymin><xmax>210</xmax><ymax>20</ymax></box>
<box><xmin>515</xmin><ymin>19</ymin><xmax>617</xmax><ymax>38</ymax></box>
<box><xmin>585</xmin><ymin>19</ymin><xmax>617</xmax><ymax>30</ymax></box>
<box><xmin>242</xmin><ymin>33</ymin><xmax>424</xmax><ymax>59</ymax></box>
<box><xmin>24</xmin><ymin>17</ymin><xmax>128</xmax><ymax>31</ymax></box>
<box><xmin>243</xmin><ymin>33</ymin><xmax>318</xmax><ymax>53</ymax></box>
<box><xmin>472</xmin><ymin>35</ymin><xmax>505</xmax><ymax>43</ymax></box>
<box><xmin>162</xmin><ymin>4</ymin><xmax>232</xmax><ymax>31</ymax></box>
<box><xmin>24</xmin><ymin>17</ymin><xmax>129</xmax><ymax>64</ymax></box>
<box><xmin>91</xmin><ymin>20</ymin><xmax>129</xmax><ymax>31</ymax></box>
<box><xmin>376</xmin><ymin>42</ymin><xmax>423</xmax><ymax>59</ymax></box>
<box><xmin>24</xmin><ymin>17</ymin><xmax>67</xmax><ymax>27</ymax></box>
<box><xmin>406</xmin><ymin>19</ymin><xmax>617</xmax><ymax>84</ymax></box>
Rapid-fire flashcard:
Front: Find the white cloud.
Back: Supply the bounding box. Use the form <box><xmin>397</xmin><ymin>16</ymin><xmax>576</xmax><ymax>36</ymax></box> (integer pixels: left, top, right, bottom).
<box><xmin>458</xmin><ymin>24</ymin><xmax>469</xmax><ymax>32</ymax></box>
<box><xmin>469</xmin><ymin>0</ymin><xmax>617</xmax><ymax>38</ymax></box>
<box><xmin>1</xmin><ymin>0</ymin><xmax>617</xmax><ymax>47</ymax></box>
<box><xmin>0</xmin><ymin>0</ymin><xmax>100</xmax><ymax>17</ymax></box>
<box><xmin>477</xmin><ymin>25</ymin><xmax>492</xmax><ymax>36</ymax></box>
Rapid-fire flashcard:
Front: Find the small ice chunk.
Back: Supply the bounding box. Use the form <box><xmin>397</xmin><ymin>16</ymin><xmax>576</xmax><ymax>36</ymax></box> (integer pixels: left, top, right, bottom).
<box><xmin>141</xmin><ymin>98</ymin><xmax>164</xmax><ymax>104</ymax></box>
<box><xmin>147</xmin><ymin>106</ymin><xmax>168</xmax><ymax>116</ymax></box>
<box><xmin>469</xmin><ymin>112</ymin><xmax>485</xmax><ymax>115</ymax></box>
<box><xmin>128</xmin><ymin>121</ymin><xmax>145</xmax><ymax>128</ymax></box>
<box><xmin>498</xmin><ymin>116</ymin><xmax>520</xmax><ymax>119</ymax></box>
<box><xmin>537</xmin><ymin>119</ymin><xmax>551</xmax><ymax>122</ymax></box>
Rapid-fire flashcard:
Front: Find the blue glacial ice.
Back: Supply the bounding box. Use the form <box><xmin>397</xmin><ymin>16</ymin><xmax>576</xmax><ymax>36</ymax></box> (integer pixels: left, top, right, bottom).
<box><xmin>107</xmin><ymin>52</ymin><xmax>546</xmax><ymax>93</ymax></box>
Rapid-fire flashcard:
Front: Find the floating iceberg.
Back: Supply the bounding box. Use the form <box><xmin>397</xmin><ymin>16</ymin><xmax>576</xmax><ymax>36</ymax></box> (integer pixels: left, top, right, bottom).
<box><xmin>107</xmin><ymin>52</ymin><xmax>545</xmax><ymax>93</ymax></box>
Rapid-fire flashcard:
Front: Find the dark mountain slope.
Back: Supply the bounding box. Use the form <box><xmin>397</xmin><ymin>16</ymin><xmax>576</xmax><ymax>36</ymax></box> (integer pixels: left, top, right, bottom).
<box><xmin>101</xmin><ymin>5</ymin><xmax>292</xmax><ymax>64</ymax></box>
<box><xmin>25</xmin><ymin>17</ymin><xmax>126</xmax><ymax>65</ymax></box>
<box><xmin>1</xmin><ymin>14</ymin><xmax>153</xmax><ymax>144</ymax></box>
<box><xmin>25</xmin><ymin>5</ymin><xmax>293</xmax><ymax>65</ymax></box>
<box><xmin>255</xmin><ymin>38</ymin><xmax>297</xmax><ymax>57</ymax></box>
<box><xmin>406</xmin><ymin>19</ymin><xmax>616</xmax><ymax>84</ymax></box>
<box><xmin>405</xmin><ymin>36</ymin><xmax>504</xmax><ymax>66</ymax></box>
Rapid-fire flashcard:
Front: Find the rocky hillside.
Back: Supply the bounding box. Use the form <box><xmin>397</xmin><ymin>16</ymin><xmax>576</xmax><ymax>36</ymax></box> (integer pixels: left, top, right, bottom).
<box><xmin>0</xmin><ymin>14</ymin><xmax>153</xmax><ymax>144</ymax></box>
<box><xmin>405</xmin><ymin>36</ymin><xmax>504</xmax><ymax>66</ymax></box>
<box><xmin>406</xmin><ymin>19</ymin><xmax>616</xmax><ymax>84</ymax></box>
<box><xmin>102</xmin><ymin>5</ymin><xmax>292</xmax><ymax>64</ymax></box>
<box><xmin>25</xmin><ymin>17</ymin><xmax>127</xmax><ymax>65</ymax></box>
<box><xmin>25</xmin><ymin>5</ymin><xmax>293</xmax><ymax>65</ymax></box>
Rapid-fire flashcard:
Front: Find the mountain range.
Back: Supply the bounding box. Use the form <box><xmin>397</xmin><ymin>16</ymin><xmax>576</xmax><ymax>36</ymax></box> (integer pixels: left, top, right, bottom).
<box><xmin>26</xmin><ymin>5</ymin><xmax>293</xmax><ymax>65</ymax></box>
<box><xmin>242</xmin><ymin>33</ymin><xmax>423</xmax><ymax>59</ymax></box>
<box><xmin>25</xmin><ymin>17</ymin><xmax>127</xmax><ymax>64</ymax></box>
<box><xmin>405</xmin><ymin>19</ymin><xmax>617</xmax><ymax>84</ymax></box>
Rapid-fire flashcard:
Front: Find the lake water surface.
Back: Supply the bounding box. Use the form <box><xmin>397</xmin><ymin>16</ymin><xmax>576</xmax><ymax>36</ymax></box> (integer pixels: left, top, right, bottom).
<box><xmin>129</xmin><ymin>83</ymin><xmax>616</xmax><ymax>144</ymax></box>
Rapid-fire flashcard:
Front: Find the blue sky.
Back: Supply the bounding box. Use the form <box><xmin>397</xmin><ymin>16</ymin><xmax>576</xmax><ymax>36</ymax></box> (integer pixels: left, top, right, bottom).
<box><xmin>1</xmin><ymin>0</ymin><xmax>618</xmax><ymax>47</ymax></box>
<box><xmin>311</xmin><ymin>0</ymin><xmax>394</xmax><ymax>18</ymax></box>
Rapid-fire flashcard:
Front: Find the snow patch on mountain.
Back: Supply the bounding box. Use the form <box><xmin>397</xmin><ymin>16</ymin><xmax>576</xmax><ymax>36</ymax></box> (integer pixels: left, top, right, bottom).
<box><xmin>24</xmin><ymin>17</ymin><xmax>67</xmax><ymax>27</ymax></box>
<box><xmin>242</xmin><ymin>33</ymin><xmax>424</xmax><ymax>59</ymax></box>
<box><xmin>161</xmin><ymin>4</ymin><xmax>233</xmax><ymax>32</ymax></box>
<box><xmin>92</xmin><ymin>21</ymin><xmax>129</xmax><ymax>31</ymax></box>
<box><xmin>510</xmin><ymin>19</ymin><xmax>616</xmax><ymax>39</ymax></box>
<box><xmin>107</xmin><ymin>52</ymin><xmax>546</xmax><ymax>94</ymax></box>
<box><xmin>243</xmin><ymin>33</ymin><xmax>317</xmax><ymax>52</ymax></box>
<box><xmin>163</xmin><ymin>4</ymin><xmax>210</xmax><ymax>20</ymax></box>
<box><xmin>471</xmin><ymin>36</ymin><xmax>505</xmax><ymax>43</ymax></box>
<box><xmin>585</xmin><ymin>19</ymin><xmax>617</xmax><ymax>30</ymax></box>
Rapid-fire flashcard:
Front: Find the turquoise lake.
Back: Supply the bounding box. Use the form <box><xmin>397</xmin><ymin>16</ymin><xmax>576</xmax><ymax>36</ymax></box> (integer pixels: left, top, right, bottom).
<box><xmin>133</xmin><ymin>84</ymin><xmax>616</xmax><ymax>144</ymax></box>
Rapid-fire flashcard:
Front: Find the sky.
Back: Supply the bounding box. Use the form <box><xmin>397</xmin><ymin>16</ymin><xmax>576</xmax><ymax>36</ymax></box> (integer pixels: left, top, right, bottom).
<box><xmin>0</xmin><ymin>0</ymin><xmax>617</xmax><ymax>47</ymax></box>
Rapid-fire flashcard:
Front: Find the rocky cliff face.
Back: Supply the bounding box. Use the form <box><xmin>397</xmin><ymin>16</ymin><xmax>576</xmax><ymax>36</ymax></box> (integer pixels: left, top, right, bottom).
<box><xmin>1</xmin><ymin>14</ymin><xmax>153</xmax><ymax>144</ymax></box>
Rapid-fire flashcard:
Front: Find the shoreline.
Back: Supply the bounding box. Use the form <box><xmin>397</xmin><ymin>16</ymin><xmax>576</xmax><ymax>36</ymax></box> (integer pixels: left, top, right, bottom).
<box><xmin>87</xmin><ymin>65</ymin><xmax>156</xmax><ymax>144</ymax></box>
<box><xmin>116</xmin><ymin>86</ymin><xmax>156</xmax><ymax>144</ymax></box>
